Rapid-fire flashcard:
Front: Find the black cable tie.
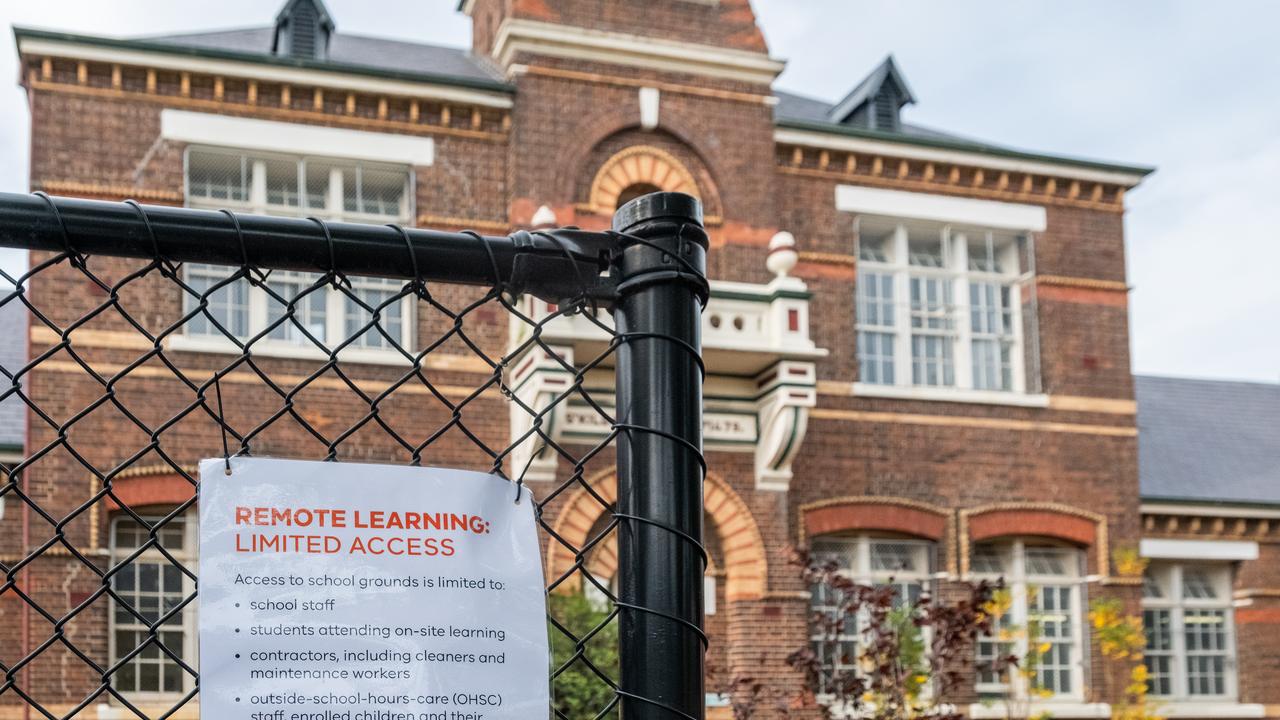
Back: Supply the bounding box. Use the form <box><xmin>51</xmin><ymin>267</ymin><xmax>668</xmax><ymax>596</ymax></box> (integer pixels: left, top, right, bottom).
<box><xmin>33</xmin><ymin>191</ymin><xmax>80</xmax><ymax>267</ymax></box>
<box><xmin>218</xmin><ymin>209</ymin><xmax>251</xmax><ymax>268</ymax></box>
<box><xmin>214</xmin><ymin>375</ymin><xmax>232</xmax><ymax>476</ymax></box>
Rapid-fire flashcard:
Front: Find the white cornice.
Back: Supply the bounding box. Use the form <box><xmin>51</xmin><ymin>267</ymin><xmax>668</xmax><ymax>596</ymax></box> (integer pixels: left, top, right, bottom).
<box><xmin>1141</xmin><ymin>502</ymin><xmax>1280</xmax><ymax>519</ymax></box>
<box><xmin>491</xmin><ymin>18</ymin><xmax>785</xmax><ymax>85</ymax></box>
<box><xmin>18</xmin><ymin>37</ymin><xmax>514</xmax><ymax>109</ymax></box>
<box><xmin>775</xmin><ymin>127</ymin><xmax>1148</xmax><ymax>187</ymax></box>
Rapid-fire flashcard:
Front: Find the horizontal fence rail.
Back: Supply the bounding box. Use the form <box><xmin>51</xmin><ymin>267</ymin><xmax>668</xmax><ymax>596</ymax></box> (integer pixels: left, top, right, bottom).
<box><xmin>0</xmin><ymin>192</ymin><xmax>615</xmax><ymax>301</ymax></box>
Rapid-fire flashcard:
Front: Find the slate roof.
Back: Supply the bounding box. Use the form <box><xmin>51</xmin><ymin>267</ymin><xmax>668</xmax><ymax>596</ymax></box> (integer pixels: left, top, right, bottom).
<box><xmin>774</xmin><ymin>89</ymin><xmax>972</xmax><ymax>142</ymax></box>
<box><xmin>141</xmin><ymin>27</ymin><xmax>504</xmax><ymax>85</ymax></box>
<box><xmin>0</xmin><ymin>291</ymin><xmax>26</xmax><ymax>451</ymax></box>
<box><xmin>1136</xmin><ymin>375</ymin><xmax>1280</xmax><ymax>506</ymax></box>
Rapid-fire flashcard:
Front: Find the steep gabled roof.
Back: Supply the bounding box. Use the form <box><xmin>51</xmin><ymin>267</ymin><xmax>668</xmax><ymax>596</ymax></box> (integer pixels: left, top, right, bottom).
<box><xmin>828</xmin><ymin>55</ymin><xmax>916</xmax><ymax>124</ymax></box>
<box><xmin>1136</xmin><ymin>375</ymin><xmax>1280</xmax><ymax>506</ymax></box>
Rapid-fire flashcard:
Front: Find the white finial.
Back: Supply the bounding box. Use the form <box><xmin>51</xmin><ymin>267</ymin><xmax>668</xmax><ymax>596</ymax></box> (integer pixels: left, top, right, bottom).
<box><xmin>531</xmin><ymin>205</ymin><xmax>557</xmax><ymax>229</ymax></box>
<box><xmin>766</xmin><ymin>231</ymin><xmax>798</xmax><ymax>278</ymax></box>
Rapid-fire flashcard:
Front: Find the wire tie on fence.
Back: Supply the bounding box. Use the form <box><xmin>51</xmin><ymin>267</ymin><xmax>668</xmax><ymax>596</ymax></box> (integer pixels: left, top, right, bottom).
<box><xmin>308</xmin><ymin>216</ymin><xmax>350</xmax><ymax>289</ymax></box>
<box><xmin>511</xmin><ymin>439</ymin><xmax>548</xmax><ymax>506</ymax></box>
<box><xmin>218</xmin><ymin>208</ymin><xmax>251</xmax><ymax>270</ymax></box>
<box><xmin>214</xmin><ymin>374</ymin><xmax>232</xmax><ymax>476</ymax></box>
<box><xmin>123</xmin><ymin>200</ymin><xmax>161</xmax><ymax>257</ymax></box>
<box><xmin>463</xmin><ymin>229</ymin><xmax>504</xmax><ymax>295</ymax></box>
<box><xmin>34</xmin><ymin>191</ymin><xmax>80</xmax><ymax>267</ymax></box>
<box><xmin>388</xmin><ymin>223</ymin><xmax>421</xmax><ymax>282</ymax></box>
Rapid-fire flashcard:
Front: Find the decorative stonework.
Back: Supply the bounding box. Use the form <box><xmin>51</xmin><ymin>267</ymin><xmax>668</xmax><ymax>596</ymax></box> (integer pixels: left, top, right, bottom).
<box><xmin>547</xmin><ymin>470</ymin><xmax>768</xmax><ymax>602</ymax></box>
<box><xmin>777</xmin><ymin>144</ymin><xmax>1127</xmax><ymax>212</ymax></box>
<box><xmin>21</xmin><ymin>55</ymin><xmax>510</xmax><ymax>142</ymax></box>
<box><xmin>587</xmin><ymin>145</ymin><xmax>699</xmax><ymax>214</ymax></box>
<box><xmin>506</xmin><ymin>251</ymin><xmax>824</xmax><ymax>489</ymax></box>
<box><xmin>1142</xmin><ymin>509</ymin><xmax>1280</xmax><ymax>542</ymax></box>
<box><xmin>798</xmin><ymin>496</ymin><xmax>958</xmax><ymax>575</ymax></box>
<box><xmin>33</xmin><ymin>181</ymin><xmax>183</xmax><ymax>204</ymax></box>
<box><xmin>1037</xmin><ymin>275</ymin><xmax>1130</xmax><ymax>292</ymax></box>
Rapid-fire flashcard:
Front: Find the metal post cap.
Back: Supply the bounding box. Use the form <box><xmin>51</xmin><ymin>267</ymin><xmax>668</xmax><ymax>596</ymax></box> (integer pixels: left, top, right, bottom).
<box><xmin>612</xmin><ymin>192</ymin><xmax>703</xmax><ymax>233</ymax></box>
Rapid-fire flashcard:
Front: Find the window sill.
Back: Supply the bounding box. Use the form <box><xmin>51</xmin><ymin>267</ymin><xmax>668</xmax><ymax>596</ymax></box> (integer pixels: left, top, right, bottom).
<box><xmin>166</xmin><ymin>335</ymin><xmax>414</xmax><ymax>367</ymax></box>
<box><xmin>969</xmin><ymin>701</ymin><xmax>1110</xmax><ymax>719</ymax></box>
<box><xmin>95</xmin><ymin>700</ymin><xmax>199</xmax><ymax>719</ymax></box>
<box><xmin>852</xmin><ymin>382</ymin><xmax>1050</xmax><ymax>408</ymax></box>
<box><xmin>1153</xmin><ymin>702</ymin><xmax>1264</xmax><ymax>718</ymax></box>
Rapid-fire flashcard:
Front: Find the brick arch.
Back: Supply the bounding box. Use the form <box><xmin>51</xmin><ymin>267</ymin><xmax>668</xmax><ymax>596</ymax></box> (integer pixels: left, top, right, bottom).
<box><xmin>104</xmin><ymin>464</ymin><xmax>197</xmax><ymax>511</ymax></box>
<box><xmin>959</xmin><ymin>502</ymin><xmax>1108</xmax><ymax>576</ymax></box>
<box><xmin>800</xmin><ymin>496</ymin><xmax>957</xmax><ymax>574</ymax></box>
<box><xmin>560</xmin><ymin>116</ymin><xmax>726</xmax><ymax>222</ymax></box>
<box><xmin>548</xmin><ymin>470</ymin><xmax>767</xmax><ymax>601</ymax></box>
<box><xmin>587</xmin><ymin>145</ymin><xmax>700</xmax><ymax>215</ymax></box>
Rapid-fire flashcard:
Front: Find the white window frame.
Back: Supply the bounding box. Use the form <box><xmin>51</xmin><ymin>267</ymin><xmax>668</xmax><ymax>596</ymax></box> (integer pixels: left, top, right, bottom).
<box><xmin>1142</xmin><ymin>562</ymin><xmax>1238</xmax><ymax>702</ymax></box>
<box><xmin>853</xmin><ymin>216</ymin><xmax>1047</xmax><ymax>408</ymax></box>
<box><xmin>171</xmin><ymin>146</ymin><xmax>417</xmax><ymax>365</ymax></box>
<box><xmin>971</xmin><ymin>540</ymin><xmax>1087</xmax><ymax>703</ymax></box>
<box><xmin>107</xmin><ymin>510</ymin><xmax>198</xmax><ymax>702</ymax></box>
<box><xmin>808</xmin><ymin>536</ymin><xmax>936</xmax><ymax>695</ymax></box>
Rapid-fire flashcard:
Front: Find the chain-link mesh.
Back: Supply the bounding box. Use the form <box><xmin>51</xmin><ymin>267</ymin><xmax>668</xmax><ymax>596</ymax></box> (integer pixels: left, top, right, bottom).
<box><xmin>0</xmin><ymin>195</ymin><xmax>676</xmax><ymax>719</ymax></box>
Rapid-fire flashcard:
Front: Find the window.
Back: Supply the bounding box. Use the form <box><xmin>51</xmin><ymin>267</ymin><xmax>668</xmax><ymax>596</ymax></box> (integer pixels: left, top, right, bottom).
<box><xmin>182</xmin><ymin>148</ymin><xmax>414</xmax><ymax>355</ymax></box>
<box><xmin>1142</xmin><ymin>563</ymin><xmax>1236</xmax><ymax>700</ymax></box>
<box><xmin>971</xmin><ymin>540</ymin><xmax>1085</xmax><ymax>700</ymax></box>
<box><xmin>808</xmin><ymin>537</ymin><xmax>934</xmax><ymax>691</ymax></box>
<box><xmin>855</xmin><ymin>217</ymin><xmax>1029</xmax><ymax>394</ymax></box>
<box><xmin>109</xmin><ymin>513</ymin><xmax>196</xmax><ymax>696</ymax></box>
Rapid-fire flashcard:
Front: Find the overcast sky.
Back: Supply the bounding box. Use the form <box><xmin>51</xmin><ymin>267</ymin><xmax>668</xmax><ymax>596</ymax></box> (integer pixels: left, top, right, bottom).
<box><xmin>1</xmin><ymin>1</ymin><xmax>1276</xmax><ymax>383</ymax></box>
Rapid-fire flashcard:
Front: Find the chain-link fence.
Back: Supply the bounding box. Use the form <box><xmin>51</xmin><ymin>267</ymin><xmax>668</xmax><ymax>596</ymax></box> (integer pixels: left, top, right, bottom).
<box><xmin>0</xmin><ymin>191</ymin><xmax>709</xmax><ymax>720</ymax></box>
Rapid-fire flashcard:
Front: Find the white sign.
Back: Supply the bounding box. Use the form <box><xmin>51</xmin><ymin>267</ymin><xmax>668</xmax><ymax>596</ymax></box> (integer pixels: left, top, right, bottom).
<box><xmin>563</xmin><ymin>405</ymin><xmax>757</xmax><ymax>443</ymax></box>
<box><xmin>198</xmin><ymin>457</ymin><xmax>549</xmax><ymax>720</ymax></box>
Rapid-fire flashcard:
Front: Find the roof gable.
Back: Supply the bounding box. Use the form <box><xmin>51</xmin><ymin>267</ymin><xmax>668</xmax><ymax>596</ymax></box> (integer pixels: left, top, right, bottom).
<box><xmin>273</xmin><ymin>0</ymin><xmax>336</xmax><ymax>60</ymax></box>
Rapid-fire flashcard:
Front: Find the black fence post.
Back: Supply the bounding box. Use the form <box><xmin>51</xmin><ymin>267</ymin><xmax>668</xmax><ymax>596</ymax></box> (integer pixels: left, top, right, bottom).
<box><xmin>611</xmin><ymin>192</ymin><xmax>708</xmax><ymax>719</ymax></box>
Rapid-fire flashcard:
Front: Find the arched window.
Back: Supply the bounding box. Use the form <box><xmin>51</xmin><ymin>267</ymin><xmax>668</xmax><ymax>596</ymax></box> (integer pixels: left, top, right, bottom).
<box><xmin>971</xmin><ymin>539</ymin><xmax>1086</xmax><ymax>700</ymax></box>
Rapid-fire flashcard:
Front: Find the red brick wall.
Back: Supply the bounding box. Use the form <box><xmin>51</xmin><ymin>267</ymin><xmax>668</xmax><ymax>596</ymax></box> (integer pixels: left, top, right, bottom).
<box><xmin>469</xmin><ymin>0</ymin><xmax>769</xmax><ymax>55</ymax></box>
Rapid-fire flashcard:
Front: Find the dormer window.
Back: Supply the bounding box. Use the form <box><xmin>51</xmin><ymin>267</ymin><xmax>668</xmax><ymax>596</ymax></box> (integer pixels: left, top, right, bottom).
<box><xmin>272</xmin><ymin>0</ymin><xmax>335</xmax><ymax>61</ymax></box>
<box><xmin>828</xmin><ymin>55</ymin><xmax>915</xmax><ymax>134</ymax></box>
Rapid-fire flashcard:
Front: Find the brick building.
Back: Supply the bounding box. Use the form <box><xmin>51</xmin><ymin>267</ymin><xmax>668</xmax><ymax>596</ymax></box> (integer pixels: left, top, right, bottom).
<box><xmin>2</xmin><ymin>0</ymin><xmax>1276</xmax><ymax>717</ymax></box>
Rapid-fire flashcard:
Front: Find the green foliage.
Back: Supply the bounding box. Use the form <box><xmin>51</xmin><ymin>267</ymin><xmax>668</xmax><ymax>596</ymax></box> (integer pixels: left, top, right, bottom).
<box><xmin>887</xmin><ymin>605</ymin><xmax>930</xmax><ymax>703</ymax></box>
<box><xmin>549</xmin><ymin>592</ymin><xmax>620</xmax><ymax>720</ymax></box>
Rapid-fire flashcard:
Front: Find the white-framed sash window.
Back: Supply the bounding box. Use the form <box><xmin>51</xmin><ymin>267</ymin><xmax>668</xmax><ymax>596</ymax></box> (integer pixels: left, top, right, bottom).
<box><xmin>971</xmin><ymin>540</ymin><xmax>1087</xmax><ymax>701</ymax></box>
<box><xmin>179</xmin><ymin>147</ymin><xmax>415</xmax><ymax>358</ymax></box>
<box><xmin>108</xmin><ymin>512</ymin><xmax>197</xmax><ymax>699</ymax></box>
<box><xmin>808</xmin><ymin>537</ymin><xmax>935</xmax><ymax>692</ymax></box>
<box><xmin>1142</xmin><ymin>563</ymin><xmax>1237</xmax><ymax>701</ymax></box>
<box><xmin>855</xmin><ymin>216</ymin><xmax>1034</xmax><ymax>397</ymax></box>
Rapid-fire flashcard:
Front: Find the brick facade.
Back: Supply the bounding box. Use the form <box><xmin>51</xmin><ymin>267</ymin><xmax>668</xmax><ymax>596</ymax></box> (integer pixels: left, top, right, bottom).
<box><xmin>3</xmin><ymin>3</ymin><xmax>1276</xmax><ymax>719</ymax></box>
